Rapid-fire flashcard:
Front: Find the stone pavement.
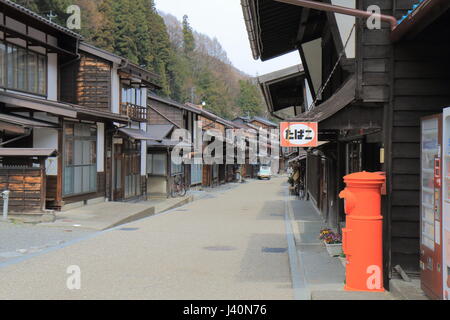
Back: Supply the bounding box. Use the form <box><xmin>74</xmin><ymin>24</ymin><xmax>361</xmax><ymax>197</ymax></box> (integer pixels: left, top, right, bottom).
<box><xmin>0</xmin><ymin>221</ymin><xmax>93</xmax><ymax>265</ymax></box>
<box><xmin>389</xmin><ymin>279</ymin><xmax>429</xmax><ymax>300</ymax></box>
<box><xmin>39</xmin><ymin>195</ymin><xmax>194</xmax><ymax>231</ymax></box>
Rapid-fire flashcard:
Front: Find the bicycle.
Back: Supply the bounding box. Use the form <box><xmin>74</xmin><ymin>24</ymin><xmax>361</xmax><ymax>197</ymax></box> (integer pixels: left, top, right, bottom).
<box><xmin>171</xmin><ymin>174</ymin><xmax>187</xmax><ymax>198</ymax></box>
<box><xmin>296</xmin><ymin>180</ymin><xmax>306</xmax><ymax>200</ymax></box>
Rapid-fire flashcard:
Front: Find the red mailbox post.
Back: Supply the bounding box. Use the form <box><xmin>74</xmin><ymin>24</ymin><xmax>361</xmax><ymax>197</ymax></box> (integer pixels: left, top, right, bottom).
<box><xmin>339</xmin><ymin>172</ymin><xmax>386</xmax><ymax>292</ymax></box>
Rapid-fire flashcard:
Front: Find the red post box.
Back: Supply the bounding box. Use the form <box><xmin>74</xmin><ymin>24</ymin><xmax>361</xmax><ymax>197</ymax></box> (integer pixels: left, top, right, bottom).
<box><xmin>339</xmin><ymin>171</ymin><xmax>386</xmax><ymax>292</ymax></box>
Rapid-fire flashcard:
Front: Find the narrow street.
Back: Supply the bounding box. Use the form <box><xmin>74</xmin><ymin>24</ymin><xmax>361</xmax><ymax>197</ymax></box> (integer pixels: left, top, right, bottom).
<box><xmin>0</xmin><ymin>177</ymin><xmax>294</xmax><ymax>300</ymax></box>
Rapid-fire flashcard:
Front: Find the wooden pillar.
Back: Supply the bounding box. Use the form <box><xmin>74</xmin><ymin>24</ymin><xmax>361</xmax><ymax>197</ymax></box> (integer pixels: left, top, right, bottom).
<box><xmin>56</xmin><ymin>117</ymin><xmax>63</xmax><ymax>209</ymax></box>
<box><xmin>39</xmin><ymin>157</ymin><xmax>46</xmax><ymax>212</ymax></box>
<box><xmin>336</xmin><ymin>141</ymin><xmax>346</xmax><ymax>229</ymax></box>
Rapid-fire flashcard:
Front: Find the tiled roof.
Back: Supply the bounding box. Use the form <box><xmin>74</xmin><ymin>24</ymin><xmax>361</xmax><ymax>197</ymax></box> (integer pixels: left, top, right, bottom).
<box><xmin>0</xmin><ymin>0</ymin><xmax>82</xmax><ymax>39</ymax></box>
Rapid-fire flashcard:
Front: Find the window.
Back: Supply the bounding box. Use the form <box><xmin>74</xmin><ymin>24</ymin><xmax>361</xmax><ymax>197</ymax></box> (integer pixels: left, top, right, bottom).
<box><xmin>0</xmin><ymin>43</ymin><xmax>5</xmax><ymax>86</ymax></box>
<box><xmin>171</xmin><ymin>160</ymin><xmax>183</xmax><ymax>176</ymax></box>
<box><xmin>190</xmin><ymin>163</ymin><xmax>202</xmax><ymax>185</ymax></box>
<box><xmin>63</xmin><ymin>123</ymin><xmax>97</xmax><ymax>196</ymax></box>
<box><xmin>122</xmin><ymin>86</ymin><xmax>144</xmax><ymax>106</ymax></box>
<box><xmin>0</xmin><ymin>41</ymin><xmax>47</xmax><ymax>95</ymax></box>
<box><xmin>147</xmin><ymin>153</ymin><xmax>167</xmax><ymax>176</ymax></box>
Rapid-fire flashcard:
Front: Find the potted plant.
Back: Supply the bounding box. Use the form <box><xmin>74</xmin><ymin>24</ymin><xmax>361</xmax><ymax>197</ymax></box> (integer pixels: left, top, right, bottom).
<box><xmin>319</xmin><ymin>228</ymin><xmax>343</xmax><ymax>257</ymax></box>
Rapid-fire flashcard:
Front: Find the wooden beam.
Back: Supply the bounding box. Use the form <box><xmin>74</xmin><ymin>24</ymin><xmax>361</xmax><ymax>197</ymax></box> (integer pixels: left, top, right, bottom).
<box><xmin>296</xmin><ymin>8</ymin><xmax>310</xmax><ymax>43</ymax></box>
<box><xmin>0</xmin><ymin>122</ymin><xmax>27</xmax><ymax>135</ymax></box>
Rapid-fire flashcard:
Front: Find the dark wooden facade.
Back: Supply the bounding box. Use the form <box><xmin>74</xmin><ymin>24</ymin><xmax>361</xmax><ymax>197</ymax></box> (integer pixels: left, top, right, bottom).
<box><xmin>148</xmin><ymin>99</ymin><xmax>184</xmax><ymax>128</ymax></box>
<box><xmin>0</xmin><ymin>167</ymin><xmax>45</xmax><ymax>213</ymax></box>
<box><xmin>242</xmin><ymin>0</ymin><xmax>450</xmax><ymax>287</ymax></box>
<box><xmin>355</xmin><ymin>0</ymin><xmax>450</xmax><ymax>278</ymax></box>
<box><xmin>383</xmin><ymin>4</ymin><xmax>450</xmax><ymax>278</ymax></box>
<box><xmin>60</xmin><ymin>53</ymin><xmax>112</xmax><ymax>110</ymax></box>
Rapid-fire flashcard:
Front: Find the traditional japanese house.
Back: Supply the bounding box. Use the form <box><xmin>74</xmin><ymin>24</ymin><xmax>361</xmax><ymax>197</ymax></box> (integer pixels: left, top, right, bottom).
<box><xmin>147</xmin><ymin>94</ymin><xmax>200</xmax><ymax>197</ymax></box>
<box><xmin>258</xmin><ymin>64</ymin><xmax>308</xmax><ymax>120</ymax></box>
<box><xmin>185</xmin><ymin>103</ymin><xmax>245</xmax><ymax>186</ymax></box>
<box><xmin>248</xmin><ymin>116</ymin><xmax>279</xmax><ymax>174</ymax></box>
<box><xmin>231</xmin><ymin>118</ymin><xmax>258</xmax><ymax>179</ymax></box>
<box><xmin>195</xmin><ymin>107</ymin><xmax>230</xmax><ymax>187</ymax></box>
<box><xmin>221</xmin><ymin>118</ymin><xmax>242</xmax><ymax>182</ymax></box>
<box><xmin>241</xmin><ymin>0</ymin><xmax>392</xmax><ymax>287</ymax></box>
<box><xmin>243</xmin><ymin>0</ymin><xmax>450</xmax><ymax>296</ymax></box>
<box><xmin>232</xmin><ymin>116</ymin><xmax>278</xmax><ymax>177</ymax></box>
<box><xmin>60</xmin><ymin>42</ymin><xmax>161</xmax><ymax>203</ymax></box>
<box><xmin>0</xmin><ymin>0</ymin><xmax>133</xmax><ymax>214</ymax></box>
<box><xmin>386</xmin><ymin>0</ymin><xmax>450</xmax><ymax>298</ymax></box>
<box><xmin>256</xmin><ymin>65</ymin><xmax>309</xmax><ymax>172</ymax></box>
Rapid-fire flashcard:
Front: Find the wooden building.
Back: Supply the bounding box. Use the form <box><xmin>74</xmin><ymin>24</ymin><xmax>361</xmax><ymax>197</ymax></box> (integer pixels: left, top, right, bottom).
<box><xmin>0</xmin><ymin>0</ymin><xmax>134</xmax><ymax>214</ymax></box>
<box><xmin>241</xmin><ymin>0</ymin><xmax>450</xmax><ymax>291</ymax></box>
<box><xmin>0</xmin><ymin>0</ymin><xmax>167</xmax><ymax>215</ymax></box>
<box><xmin>385</xmin><ymin>1</ymin><xmax>450</xmax><ymax>292</ymax></box>
<box><xmin>147</xmin><ymin>94</ymin><xmax>201</xmax><ymax>197</ymax></box>
<box><xmin>232</xmin><ymin>116</ymin><xmax>279</xmax><ymax>177</ymax></box>
<box><xmin>195</xmin><ymin>107</ymin><xmax>229</xmax><ymax>187</ymax></box>
<box><xmin>0</xmin><ymin>148</ymin><xmax>56</xmax><ymax>213</ymax></box>
<box><xmin>60</xmin><ymin>42</ymin><xmax>161</xmax><ymax>203</ymax></box>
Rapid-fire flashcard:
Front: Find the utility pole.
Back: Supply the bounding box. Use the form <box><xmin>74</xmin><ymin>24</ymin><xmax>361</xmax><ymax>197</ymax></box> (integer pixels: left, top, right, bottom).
<box><xmin>190</xmin><ymin>87</ymin><xmax>195</xmax><ymax>104</ymax></box>
<box><xmin>46</xmin><ymin>11</ymin><xmax>57</xmax><ymax>22</ymax></box>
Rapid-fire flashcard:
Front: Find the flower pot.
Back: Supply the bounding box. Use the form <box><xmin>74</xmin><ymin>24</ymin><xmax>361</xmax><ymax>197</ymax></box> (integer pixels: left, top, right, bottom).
<box><xmin>324</xmin><ymin>242</ymin><xmax>343</xmax><ymax>257</ymax></box>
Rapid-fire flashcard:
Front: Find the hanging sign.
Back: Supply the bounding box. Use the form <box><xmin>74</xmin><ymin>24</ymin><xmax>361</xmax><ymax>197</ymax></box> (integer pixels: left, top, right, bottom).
<box><xmin>280</xmin><ymin>122</ymin><xmax>318</xmax><ymax>147</ymax></box>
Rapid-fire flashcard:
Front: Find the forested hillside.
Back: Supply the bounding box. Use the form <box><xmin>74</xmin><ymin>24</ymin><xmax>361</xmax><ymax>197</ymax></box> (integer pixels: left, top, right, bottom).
<box><xmin>13</xmin><ymin>0</ymin><xmax>266</xmax><ymax>119</ymax></box>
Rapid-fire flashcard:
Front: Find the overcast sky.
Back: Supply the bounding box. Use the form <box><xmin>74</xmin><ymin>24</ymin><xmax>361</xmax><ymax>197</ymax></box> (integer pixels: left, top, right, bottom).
<box><xmin>154</xmin><ymin>0</ymin><xmax>301</xmax><ymax>77</ymax></box>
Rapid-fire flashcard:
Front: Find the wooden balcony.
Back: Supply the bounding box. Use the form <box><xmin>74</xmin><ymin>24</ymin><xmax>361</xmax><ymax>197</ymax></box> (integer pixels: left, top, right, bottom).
<box><xmin>120</xmin><ymin>103</ymin><xmax>148</xmax><ymax>122</ymax></box>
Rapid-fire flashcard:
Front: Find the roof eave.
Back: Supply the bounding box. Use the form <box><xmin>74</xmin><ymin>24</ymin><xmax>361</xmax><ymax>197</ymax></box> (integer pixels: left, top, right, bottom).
<box><xmin>0</xmin><ymin>0</ymin><xmax>82</xmax><ymax>40</ymax></box>
<box><xmin>241</xmin><ymin>0</ymin><xmax>261</xmax><ymax>60</ymax></box>
<box><xmin>391</xmin><ymin>0</ymin><xmax>450</xmax><ymax>42</ymax></box>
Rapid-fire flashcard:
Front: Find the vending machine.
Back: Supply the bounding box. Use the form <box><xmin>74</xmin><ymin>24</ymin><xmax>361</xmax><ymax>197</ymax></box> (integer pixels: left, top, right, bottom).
<box><xmin>420</xmin><ymin>114</ymin><xmax>443</xmax><ymax>300</ymax></box>
<box><xmin>442</xmin><ymin>107</ymin><xmax>450</xmax><ymax>300</ymax></box>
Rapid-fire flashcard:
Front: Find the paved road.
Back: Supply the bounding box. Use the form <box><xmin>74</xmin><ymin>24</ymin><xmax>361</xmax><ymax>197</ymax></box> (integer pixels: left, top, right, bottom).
<box><xmin>0</xmin><ymin>222</ymin><xmax>94</xmax><ymax>264</ymax></box>
<box><xmin>0</xmin><ymin>183</ymin><xmax>241</xmax><ymax>265</ymax></box>
<box><xmin>0</xmin><ymin>177</ymin><xmax>293</xmax><ymax>300</ymax></box>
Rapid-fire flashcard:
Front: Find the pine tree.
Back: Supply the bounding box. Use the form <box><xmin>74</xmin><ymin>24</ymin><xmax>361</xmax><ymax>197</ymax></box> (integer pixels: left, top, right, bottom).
<box><xmin>182</xmin><ymin>15</ymin><xmax>195</xmax><ymax>55</ymax></box>
<box><xmin>91</xmin><ymin>0</ymin><xmax>115</xmax><ymax>52</ymax></box>
<box><xmin>11</xmin><ymin>0</ymin><xmax>264</xmax><ymax>119</ymax></box>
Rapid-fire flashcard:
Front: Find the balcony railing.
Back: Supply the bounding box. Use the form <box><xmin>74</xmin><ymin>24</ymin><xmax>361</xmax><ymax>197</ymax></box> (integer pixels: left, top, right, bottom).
<box><xmin>120</xmin><ymin>103</ymin><xmax>148</xmax><ymax>122</ymax></box>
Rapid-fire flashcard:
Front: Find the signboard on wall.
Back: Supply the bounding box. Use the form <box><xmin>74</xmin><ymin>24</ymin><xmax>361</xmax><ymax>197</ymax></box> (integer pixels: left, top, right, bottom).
<box><xmin>280</xmin><ymin>122</ymin><xmax>318</xmax><ymax>148</ymax></box>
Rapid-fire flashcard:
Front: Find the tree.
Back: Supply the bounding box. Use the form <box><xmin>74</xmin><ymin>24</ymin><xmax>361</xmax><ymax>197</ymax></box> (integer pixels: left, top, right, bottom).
<box><xmin>90</xmin><ymin>0</ymin><xmax>115</xmax><ymax>51</ymax></box>
<box><xmin>12</xmin><ymin>0</ymin><xmax>264</xmax><ymax>120</ymax></box>
<box><xmin>182</xmin><ymin>15</ymin><xmax>195</xmax><ymax>55</ymax></box>
<box><xmin>13</xmin><ymin>0</ymin><xmax>72</xmax><ymax>25</ymax></box>
<box><xmin>236</xmin><ymin>80</ymin><xmax>265</xmax><ymax>118</ymax></box>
